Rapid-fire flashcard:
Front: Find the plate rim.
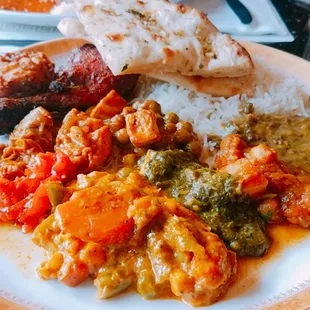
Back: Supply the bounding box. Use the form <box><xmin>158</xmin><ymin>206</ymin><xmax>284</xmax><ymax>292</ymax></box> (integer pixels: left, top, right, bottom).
<box><xmin>0</xmin><ymin>9</ymin><xmax>70</xmax><ymax>27</ymax></box>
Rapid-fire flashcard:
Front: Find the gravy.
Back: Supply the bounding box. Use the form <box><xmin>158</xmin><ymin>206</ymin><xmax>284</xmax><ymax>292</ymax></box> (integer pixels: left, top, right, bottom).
<box><xmin>0</xmin><ymin>0</ymin><xmax>56</xmax><ymax>13</ymax></box>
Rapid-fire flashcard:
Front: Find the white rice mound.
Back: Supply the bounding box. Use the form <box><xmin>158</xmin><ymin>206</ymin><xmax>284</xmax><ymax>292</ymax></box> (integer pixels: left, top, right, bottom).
<box><xmin>132</xmin><ymin>57</ymin><xmax>310</xmax><ymax>163</ymax></box>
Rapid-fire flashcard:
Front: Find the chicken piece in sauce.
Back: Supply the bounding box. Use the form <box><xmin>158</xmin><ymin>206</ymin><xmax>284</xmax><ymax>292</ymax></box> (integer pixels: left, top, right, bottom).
<box><xmin>0</xmin><ymin>107</ymin><xmax>54</xmax><ymax>180</ymax></box>
<box><xmin>216</xmin><ymin>134</ymin><xmax>310</xmax><ymax>228</ymax></box>
<box><xmin>55</xmin><ymin>109</ymin><xmax>112</xmax><ymax>173</ymax></box>
<box><xmin>33</xmin><ymin>171</ymin><xmax>237</xmax><ymax>307</ymax></box>
<box><xmin>10</xmin><ymin>106</ymin><xmax>54</xmax><ymax>152</ymax></box>
<box><xmin>0</xmin><ymin>51</ymin><xmax>54</xmax><ymax>98</ymax></box>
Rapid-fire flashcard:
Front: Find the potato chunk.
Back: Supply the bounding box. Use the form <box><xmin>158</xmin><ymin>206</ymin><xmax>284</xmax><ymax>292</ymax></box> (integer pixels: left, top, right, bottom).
<box><xmin>126</xmin><ymin>109</ymin><xmax>161</xmax><ymax>147</ymax></box>
<box><xmin>90</xmin><ymin>90</ymin><xmax>128</xmax><ymax>119</ymax></box>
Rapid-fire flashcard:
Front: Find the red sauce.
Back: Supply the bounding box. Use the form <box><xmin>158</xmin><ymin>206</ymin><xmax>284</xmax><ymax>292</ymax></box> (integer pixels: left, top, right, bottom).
<box><xmin>0</xmin><ymin>0</ymin><xmax>56</xmax><ymax>13</ymax></box>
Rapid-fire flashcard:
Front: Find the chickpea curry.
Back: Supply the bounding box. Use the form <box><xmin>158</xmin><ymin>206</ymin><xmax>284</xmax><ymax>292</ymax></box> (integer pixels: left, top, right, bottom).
<box><xmin>1</xmin><ymin>87</ymin><xmax>310</xmax><ymax>306</ymax></box>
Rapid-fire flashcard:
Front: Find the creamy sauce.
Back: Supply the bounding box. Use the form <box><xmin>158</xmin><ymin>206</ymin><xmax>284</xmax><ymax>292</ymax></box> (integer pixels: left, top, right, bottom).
<box><xmin>0</xmin><ymin>0</ymin><xmax>56</xmax><ymax>13</ymax></box>
<box><xmin>235</xmin><ymin>114</ymin><xmax>310</xmax><ymax>174</ymax></box>
<box><xmin>0</xmin><ymin>223</ymin><xmax>309</xmax><ymax>299</ymax></box>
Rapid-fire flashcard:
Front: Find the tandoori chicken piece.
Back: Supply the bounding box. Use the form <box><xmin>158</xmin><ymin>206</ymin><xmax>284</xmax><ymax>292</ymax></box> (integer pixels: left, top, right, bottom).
<box><xmin>50</xmin><ymin>44</ymin><xmax>139</xmax><ymax>99</ymax></box>
<box><xmin>10</xmin><ymin>107</ymin><xmax>54</xmax><ymax>152</ymax></box>
<box><xmin>0</xmin><ymin>51</ymin><xmax>54</xmax><ymax>98</ymax></box>
<box><xmin>0</xmin><ymin>44</ymin><xmax>139</xmax><ymax>134</ymax></box>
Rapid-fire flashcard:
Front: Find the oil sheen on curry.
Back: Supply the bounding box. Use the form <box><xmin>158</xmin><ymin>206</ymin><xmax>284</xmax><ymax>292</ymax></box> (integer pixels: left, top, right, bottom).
<box><xmin>1</xmin><ymin>44</ymin><xmax>310</xmax><ymax>307</ymax></box>
<box><xmin>233</xmin><ymin>114</ymin><xmax>310</xmax><ymax>174</ymax></box>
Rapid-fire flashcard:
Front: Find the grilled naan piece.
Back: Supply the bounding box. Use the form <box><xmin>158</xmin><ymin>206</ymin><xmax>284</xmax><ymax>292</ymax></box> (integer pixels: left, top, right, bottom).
<box><xmin>59</xmin><ymin>0</ymin><xmax>254</xmax><ymax>78</ymax></box>
<box><xmin>148</xmin><ymin>72</ymin><xmax>255</xmax><ymax>97</ymax></box>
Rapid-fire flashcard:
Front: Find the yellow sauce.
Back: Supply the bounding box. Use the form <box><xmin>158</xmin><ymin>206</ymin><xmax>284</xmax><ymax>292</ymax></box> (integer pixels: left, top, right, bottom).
<box><xmin>0</xmin><ymin>0</ymin><xmax>56</xmax><ymax>13</ymax></box>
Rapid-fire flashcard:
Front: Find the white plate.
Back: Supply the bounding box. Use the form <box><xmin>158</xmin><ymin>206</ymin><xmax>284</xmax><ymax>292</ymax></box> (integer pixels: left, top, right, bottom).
<box><xmin>0</xmin><ymin>38</ymin><xmax>310</xmax><ymax>310</ymax></box>
<box><xmin>0</xmin><ymin>9</ymin><xmax>67</xmax><ymax>27</ymax></box>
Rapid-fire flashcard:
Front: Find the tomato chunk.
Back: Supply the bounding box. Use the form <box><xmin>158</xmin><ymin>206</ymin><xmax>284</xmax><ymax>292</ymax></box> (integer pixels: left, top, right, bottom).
<box><xmin>19</xmin><ymin>182</ymin><xmax>51</xmax><ymax>223</ymax></box>
<box><xmin>56</xmin><ymin>187</ymin><xmax>134</xmax><ymax>245</ymax></box>
<box><xmin>27</xmin><ymin>152</ymin><xmax>76</xmax><ymax>181</ymax></box>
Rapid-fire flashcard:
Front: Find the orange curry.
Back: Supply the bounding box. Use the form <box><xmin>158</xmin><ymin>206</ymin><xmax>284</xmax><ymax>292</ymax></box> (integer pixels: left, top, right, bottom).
<box><xmin>1</xmin><ymin>88</ymin><xmax>310</xmax><ymax>306</ymax></box>
<box><xmin>0</xmin><ymin>0</ymin><xmax>57</xmax><ymax>12</ymax></box>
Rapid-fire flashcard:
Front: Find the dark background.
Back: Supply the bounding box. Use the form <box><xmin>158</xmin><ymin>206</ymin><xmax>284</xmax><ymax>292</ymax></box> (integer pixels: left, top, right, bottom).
<box><xmin>271</xmin><ymin>0</ymin><xmax>310</xmax><ymax>58</ymax></box>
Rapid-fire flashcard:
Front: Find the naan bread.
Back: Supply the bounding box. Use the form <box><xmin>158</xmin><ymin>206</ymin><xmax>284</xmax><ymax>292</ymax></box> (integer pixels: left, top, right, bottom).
<box><xmin>148</xmin><ymin>73</ymin><xmax>255</xmax><ymax>98</ymax></box>
<box><xmin>60</xmin><ymin>0</ymin><xmax>254</xmax><ymax>78</ymax></box>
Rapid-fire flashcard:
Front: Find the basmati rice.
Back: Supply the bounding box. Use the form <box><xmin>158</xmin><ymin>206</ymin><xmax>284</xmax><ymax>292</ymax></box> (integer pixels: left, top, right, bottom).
<box><xmin>132</xmin><ymin>57</ymin><xmax>310</xmax><ymax>163</ymax></box>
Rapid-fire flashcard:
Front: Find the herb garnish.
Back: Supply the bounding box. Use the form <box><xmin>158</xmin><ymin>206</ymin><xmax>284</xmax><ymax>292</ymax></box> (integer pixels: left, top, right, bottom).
<box><xmin>127</xmin><ymin>9</ymin><xmax>145</xmax><ymax>19</ymax></box>
<box><xmin>122</xmin><ymin>64</ymin><xmax>129</xmax><ymax>72</ymax></box>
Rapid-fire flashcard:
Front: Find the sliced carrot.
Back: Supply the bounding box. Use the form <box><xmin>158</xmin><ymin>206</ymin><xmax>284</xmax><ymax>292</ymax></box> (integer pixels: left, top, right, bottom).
<box><xmin>90</xmin><ymin>90</ymin><xmax>128</xmax><ymax>119</ymax></box>
<box><xmin>126</xmin><ymin>109</ymin><xmax>161</xmax><ymax>147</ymax></box>
<box><xmin>56</xmin><ymin>187</ymin><xmax>134</xmax><ymax>245</ymax></box>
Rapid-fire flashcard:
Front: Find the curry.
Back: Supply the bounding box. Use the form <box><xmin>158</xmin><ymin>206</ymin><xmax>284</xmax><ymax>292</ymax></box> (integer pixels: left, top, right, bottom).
<box><xmin>0</xmin><ymin>0</ymin><xmax>56</xmax><ymax>12</ymax></box>
<box><xmin>1</xmin><ymin>87</ymin><xmax>310</xmax><ymax>306</ymax></box>
<box><xmin>228</xmin><ymin>114</ymin><xmax>310</xmax><ymax>174</ymax></box>
<box><xmin>34</xmin><ymin>170</ymin><xmax>237</xmax><ymax>306</ymax></box>
<box><xmin>140</xmin><ymin>149</ymin><xmax>269</xmax><ymax>257</ymax></box>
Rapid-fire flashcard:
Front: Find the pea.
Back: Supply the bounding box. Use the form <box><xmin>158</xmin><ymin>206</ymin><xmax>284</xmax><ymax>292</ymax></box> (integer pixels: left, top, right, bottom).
<box><xmin>244</xmin><ymin>102</ymin><xmax>254</xmax><ymax>114</ymax></box>
<box><xmin>156</xmin><ymin>114</ymin><xmax>165</xmax><ymax>128</ymax></box>
<box><xmin>115</xmin><ymin>128</ymin><xmax>129</xmax><ymax>144</ymax></box>
<box><xmin>165</xmin><ymin>122</ymin><xmax>177</xmax><ymax>133</ymax></box>
<box><xmin>123</xmin><ymin>154</ymin><xmax>137</xmax><ymax>167</ymax></box>
<box><xmin>177</xmin><ymin>121</ymin><xmax>193</xmax><ymax>133</ymax></box>
<box><xmin>186</xmin><ymin>140</ymin><xmax>202</xmax><ymax>156</ymax></box>
<box><xmin>143</xmin><ymin>100</ymin><xmax>162</xmax><ymax>113</ymax></box>
<box><xmin>109</xmin><ymin>114</ymin><xmax>126</xmax><ymax>132</ymax></box>
<box><xmin>164</xmin><ymin>112</ymin><xmax>179</xmax><ymax>124</ymax></box>
<box><xmin>117</xmin><ymin>167</ymin><xmax>133</xmax><ymax>178</ymax></box>
<box><xmin>175</xmin><ymin>128</ymin><xmax>191</xmax><ymax>143</ymax></box>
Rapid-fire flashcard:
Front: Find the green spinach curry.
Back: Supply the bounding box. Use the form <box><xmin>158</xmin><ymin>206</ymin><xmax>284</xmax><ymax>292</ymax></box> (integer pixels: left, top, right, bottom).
<box><xmin>140</xmin><ymin>149</ymin><xmax>270</xmax><ymax>256</ymax></box>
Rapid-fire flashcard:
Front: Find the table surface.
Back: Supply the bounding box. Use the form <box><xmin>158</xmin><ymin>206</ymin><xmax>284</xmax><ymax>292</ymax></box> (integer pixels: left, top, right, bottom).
<box><xmin>270</xmin><ymin>0</ymin><xmax>310</xmax><ymax>60</ymax></box>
